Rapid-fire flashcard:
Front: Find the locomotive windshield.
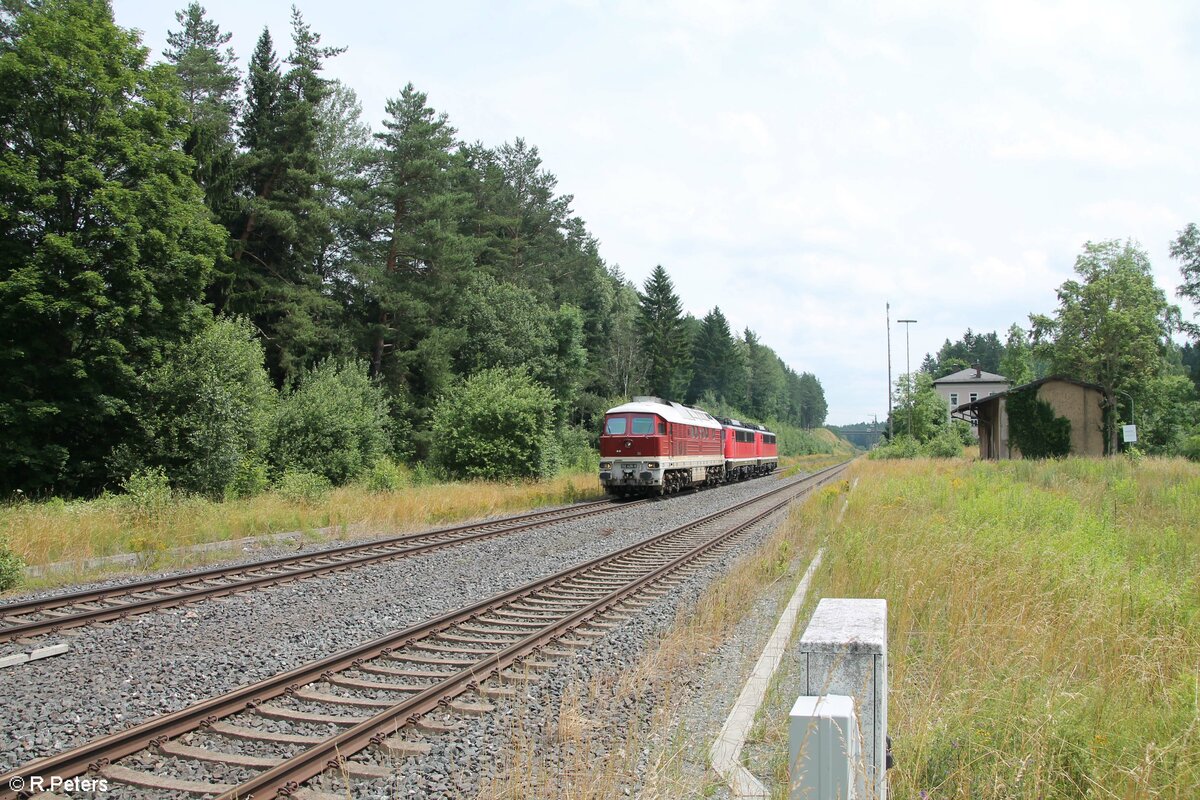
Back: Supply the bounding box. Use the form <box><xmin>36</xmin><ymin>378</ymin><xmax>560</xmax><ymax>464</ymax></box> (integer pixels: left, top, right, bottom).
<box><xmin>604</xmin><ymin>416</ymin><xmax>627</xmax><ymax>435</ymax></box>
<box><xmin>630</xmin><ymin>416</ymin><xmax>656</xmax><ymax>435</ymax></box>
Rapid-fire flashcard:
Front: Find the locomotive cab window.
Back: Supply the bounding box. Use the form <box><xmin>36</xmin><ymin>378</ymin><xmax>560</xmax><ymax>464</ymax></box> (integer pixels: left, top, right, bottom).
<box><xmin>658</xmin><ymin>421</ymin><xmax>667</xmax><ymax>434</ymax></box>
<box><xmin>605</xmin><ymin>416</ymin><xmax>626</xmax><ymax>435</ymax></box>
<box><xmin>630</xmin><ymin>416</ymin><xmax>656</xmax><ymax>435</ymax></box>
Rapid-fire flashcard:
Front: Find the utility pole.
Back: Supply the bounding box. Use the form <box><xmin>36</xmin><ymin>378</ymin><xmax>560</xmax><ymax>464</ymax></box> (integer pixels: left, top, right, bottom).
<box><xmin>886</xmin><ymin>303</ymin><xmax>893</xmax><ymax>440</ymax></box>
<box><xmin>898</xmin><ymin>319</ymin><xmax>918</xmax><ymax>437</ymax></box>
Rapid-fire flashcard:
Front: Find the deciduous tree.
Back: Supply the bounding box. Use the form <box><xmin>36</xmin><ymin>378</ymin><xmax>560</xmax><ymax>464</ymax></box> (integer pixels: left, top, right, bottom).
<box><xmin>0</xmin><ymin>0</ymin><xmax>225</xmax><ymax>494</ymax></box>
<box><xmin>1030</xmin><ymin>240</ymin><xmax>1175</xmax><ymax>452</ymax></box>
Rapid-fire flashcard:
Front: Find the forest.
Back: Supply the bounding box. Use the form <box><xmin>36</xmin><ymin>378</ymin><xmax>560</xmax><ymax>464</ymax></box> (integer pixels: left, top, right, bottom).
<box><xmin>883</xmin><ymin>238</ymin><xmax>1200</xmax><ymax>459</ymax></box>
<box><xmin>0</xmin><ymin>0</ymin><xmax>829</xmax><ymax>499</ymax></box>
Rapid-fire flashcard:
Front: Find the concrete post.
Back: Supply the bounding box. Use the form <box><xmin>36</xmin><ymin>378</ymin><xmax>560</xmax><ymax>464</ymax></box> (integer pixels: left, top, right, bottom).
<box><xmin>796</xmin><ymin>599</ymin><xmax>888</xmax><ymax>799</ymax></box>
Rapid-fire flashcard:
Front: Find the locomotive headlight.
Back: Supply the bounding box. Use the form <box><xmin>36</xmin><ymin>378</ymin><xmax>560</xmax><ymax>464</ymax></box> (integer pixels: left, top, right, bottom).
<box><xmin>599</xmin><ymin>461</ymin><xmax>612</xmax><ymax>470</ymax></box>
<box><xmin>645</xmin><ymin>462</ymin><xmax>659</xmax><ymax>469</ymax></box>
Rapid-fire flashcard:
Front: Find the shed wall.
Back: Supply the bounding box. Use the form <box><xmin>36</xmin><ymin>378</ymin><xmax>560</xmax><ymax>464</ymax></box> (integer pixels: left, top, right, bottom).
<box><xmin>1036</xmin><ymin>382</ymin><xmax>1106</xmax><ymax>456</ymax></box>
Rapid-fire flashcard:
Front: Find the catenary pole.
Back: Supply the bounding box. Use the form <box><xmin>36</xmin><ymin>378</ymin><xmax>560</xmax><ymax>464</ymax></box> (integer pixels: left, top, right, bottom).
<box><xmin>897</xmin><ymin>319</ymin><xmax>918</xmax><ymax>437</ymax></box>
<box><xmin>886</xmin><ymin>303</ymin><xmax>893</xmax><ymax>440</ymax></box>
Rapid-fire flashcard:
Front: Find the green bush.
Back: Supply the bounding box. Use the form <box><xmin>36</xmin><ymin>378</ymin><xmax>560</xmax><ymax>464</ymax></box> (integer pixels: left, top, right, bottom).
<box><xmin>408</xmin><ymin>461</ymin><xmax>440</xmax><ymax>486</ymax></box>
<box><xmin>925</xmin><ymin>430</ymin><xmax>965</xmax><ymax>458</ymax></box>
<box><xmin>364</xmin><ymin>457</ymin><xmax>405</xmax><ymax>492</ymax></box>
<box><xmin>869</xmin><ymin>435</ymin><xmax>923</xmax><ymax>460</ymax></box>
<box><xmin>555</xmin><ymin>426</ymin><xmax>597</xmax><ymax>474</ymax></box>
<box><xmin>1182</xmin><ymin>435</ymin><xmax>1200</xmax><ymax>463</ymax></box>
<box><xmin>225</xmin><ymin>457</ymin><xmax>270</xmax><ymax>500</ymax></box>
<box><xmin>431</xmin><ymin>368</ymin><xmax>558</xmax><ymax>480</ymax></box>
<box><xmin>118</xmin><ymin>467</ymin><xmax>174</xmax><ymax>518</ymax></box>
<box><xmin>276</xmin><ymin>470</ymin><xmax>331</xmax><ymax>504</ymax></box>
<box><xmin>952</xmin><ymin>419</ymin><xmax>975</xmax><ymax>445</ymax></box>
<box><xmin>0</xmin><ymin>540</ymin><xmax>25</xmax><ymax>591</ymax></box>
<box><xmin>114</xmin><ymin>317</ymin><xmax>276</xmax><ymax>498</ymax></box>
<box><xmin>270</xmin><ymin>360</ymin><xmax>393</xmax><ymax>485</ymax></box>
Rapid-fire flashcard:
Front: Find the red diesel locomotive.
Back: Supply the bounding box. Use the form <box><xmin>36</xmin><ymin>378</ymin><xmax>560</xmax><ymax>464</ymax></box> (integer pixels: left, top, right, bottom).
<box><xmin>598</xmin><ymin>397</ymin><xmax>778</xmax><ymax>496</ymax></box>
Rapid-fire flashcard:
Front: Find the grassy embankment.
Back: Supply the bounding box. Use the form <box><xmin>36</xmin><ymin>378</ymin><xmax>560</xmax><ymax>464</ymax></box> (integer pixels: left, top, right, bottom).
<box><xmin>478</xmin><ymin>456</ymin><xmax>1198</xmax><ymax>799</ymax></box>
<box><xmin>763</xmin><ymin>456</ymin><xmax>1200</xmax><ymax>798</ymax></box>
<box><xmin>0</xmin><ymin>472</ymin><xmax>605</xmax><ymax>590</ymax></box>
<box><xmin>779</xmin><ymin>428</ymin><xmax>859</xmax><ymax>476</ymax></box>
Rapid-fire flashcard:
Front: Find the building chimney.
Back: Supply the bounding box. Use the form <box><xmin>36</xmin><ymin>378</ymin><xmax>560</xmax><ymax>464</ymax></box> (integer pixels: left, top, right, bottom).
<box><xmin>973</xmin><ymin>363</ymin><xmax>981</xmax><ymax>378</ymax></box>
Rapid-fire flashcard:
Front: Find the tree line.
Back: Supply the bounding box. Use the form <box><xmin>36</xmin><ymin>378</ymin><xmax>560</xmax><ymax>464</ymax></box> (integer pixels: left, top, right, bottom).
<box><xmin>0</xmin><ymin>0</ymin><xmax>827</xmax><ymax>498</ymax></box>
<box><xmin>889</xmin><ymin>238</ymin><xmax>1200</xmax><ymax>457</ymax></box>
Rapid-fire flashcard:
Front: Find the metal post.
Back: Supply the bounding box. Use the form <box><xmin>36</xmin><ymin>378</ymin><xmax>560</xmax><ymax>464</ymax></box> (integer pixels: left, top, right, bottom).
<box><xmin>886</xmin><ymin>303</ymin><xmax>893</xmax><ymax>440</ymax></box>
<box><xmin>897</xmin><ymin>319</ymin><xmax>917</xmax><ymax>437</ymax></box>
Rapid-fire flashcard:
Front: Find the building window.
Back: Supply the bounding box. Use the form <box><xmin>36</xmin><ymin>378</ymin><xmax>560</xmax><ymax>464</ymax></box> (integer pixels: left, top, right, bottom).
<box><xmin>949</xmin><ymin>393</ymin><xmax>959</xmax><ymax>407</ymax></box>
<box><xmin>969</xmin><ymin>393</ymin><xmax>978</xmax><ymax>403</ymax></box>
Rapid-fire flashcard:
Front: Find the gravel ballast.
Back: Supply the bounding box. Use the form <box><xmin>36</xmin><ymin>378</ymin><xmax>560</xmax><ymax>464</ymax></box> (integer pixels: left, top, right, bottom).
<box><xmin>0</xmin><ymin>476</ymin><xmax>806</xmax><ymax>777</ymax></box>
<box><xmin>311</xmin><ymin>502</ymin><xmax>812</xmax><ymax>799</ymax></box>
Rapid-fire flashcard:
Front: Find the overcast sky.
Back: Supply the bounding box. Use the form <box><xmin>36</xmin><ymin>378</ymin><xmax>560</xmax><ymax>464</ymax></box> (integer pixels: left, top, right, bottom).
<box><xmin>113</xmin><ymin>0</ymin><xmax>1200</xmax><ymax>425</ymax></box>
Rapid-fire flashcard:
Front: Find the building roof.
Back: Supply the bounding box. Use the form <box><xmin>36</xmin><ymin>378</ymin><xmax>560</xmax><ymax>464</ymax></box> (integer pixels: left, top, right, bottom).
<box><xmin>932</xmin><ymin>367</ymin><xmax>1010</xmax><ymax>385</ymax></box>
<box><xmin>951</xmin><ymin>375</ymin><xmax>1111</xmax><ymax>414</ymax></box>
<box><xmin>604</xmin><ymin>399</ymin><xmax>723</xmax><ymax>429</ymax></box>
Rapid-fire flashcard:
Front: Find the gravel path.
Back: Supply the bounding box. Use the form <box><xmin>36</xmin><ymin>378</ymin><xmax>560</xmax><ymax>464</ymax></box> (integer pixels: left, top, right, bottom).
<box><xmin>0</xmin><ymin>477</ymin><xmax>796</xmax><ymax>776</ymax></box>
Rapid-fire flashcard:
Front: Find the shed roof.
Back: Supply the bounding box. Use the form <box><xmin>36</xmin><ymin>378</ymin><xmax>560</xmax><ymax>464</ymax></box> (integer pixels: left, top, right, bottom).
<box><xmin>950</xmin><ymin>375</ymin><xmax>1111</xmax><ymax>414</ymax></box>
<box><xmin>932</xmin><ymin>367</ymin><xmax>1010</xmax><ymax>385</ymax></box>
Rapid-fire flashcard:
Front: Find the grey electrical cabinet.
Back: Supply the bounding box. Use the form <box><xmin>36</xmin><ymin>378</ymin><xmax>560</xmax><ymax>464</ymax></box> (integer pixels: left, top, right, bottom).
<box><xmin>789</xmin><ymin>694</ymin><xmax>861</xmax><ymax>799</ymax></box>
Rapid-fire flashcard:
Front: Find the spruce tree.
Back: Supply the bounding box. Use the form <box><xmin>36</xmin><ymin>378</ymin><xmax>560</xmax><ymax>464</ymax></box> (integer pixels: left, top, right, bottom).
<box><xmin>689</xmin><ymin>307</ymin><xmax>741</xmax><ymax>404</ymax></box>
<box><xmin>638</xmin><ymin>266</ymin><xmax>691</xmax><ymax>400</ymax></box>
<box><xmin>228</xmin><ymin>12</ymin><xmax>344</xmax><ymax>382</ymax></box>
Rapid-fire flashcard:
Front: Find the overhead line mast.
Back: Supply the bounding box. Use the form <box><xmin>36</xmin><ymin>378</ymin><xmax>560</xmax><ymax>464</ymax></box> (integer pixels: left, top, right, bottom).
<box><xmin>886</xmin><ymin>302</ymin><xmax>893</xmax><ymax>440</ymax></box>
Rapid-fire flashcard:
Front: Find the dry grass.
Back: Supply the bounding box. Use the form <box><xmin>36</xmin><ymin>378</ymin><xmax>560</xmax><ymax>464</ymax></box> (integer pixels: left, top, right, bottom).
<box><xmin>788</xmin><ymin>456</ymin><xmax>1200</xmax><ymax>799</ymax></box>
<box><xmin>0</xmin><ymin>472</ymin><xmax>604</xmax><ymax>578</ymax></box>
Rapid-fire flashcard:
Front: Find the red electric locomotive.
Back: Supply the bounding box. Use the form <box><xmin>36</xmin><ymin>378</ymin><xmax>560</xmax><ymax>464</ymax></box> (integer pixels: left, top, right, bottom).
<box><xmin>599</xmin><ymin>397</ymin><xmax>777</xmax><ymax>496</ymax></box>
<box><xmin>716</xmin><ymin>418</ymin><xmax>778</xmax><ymax>480</ymax></box>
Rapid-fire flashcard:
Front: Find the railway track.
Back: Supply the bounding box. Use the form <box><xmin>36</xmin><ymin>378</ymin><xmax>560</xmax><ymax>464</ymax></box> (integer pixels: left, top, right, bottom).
<box><xmin>0</xmin><ymin>498</ymin><xmax>646</xmax><ymax>644</ymax></box>
<box><xmin>0</xmin><ymin>461</ymin><xmax>848</xmax><ymax>800</ymax></box>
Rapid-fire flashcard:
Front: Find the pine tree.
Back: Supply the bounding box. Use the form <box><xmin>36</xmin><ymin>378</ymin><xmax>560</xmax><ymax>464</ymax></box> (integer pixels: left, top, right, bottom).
<box><xmin>638</xmin><ymin>266</ymin><xmax>691</xmax><ymax>400</ymax></box>
<box><xmin>0</xmin><ymin>0</ymin><xmax>225</xmax><ymax>494</ymax></box>
<box><xmin>163</xmin><ymin>2</ymin><xmax>239</xmax><ymax>220</ymax></box>
<box><xmin>361</xmin><ymin>83</ymin><xmax>474</xmax><ymax>387</ymax></box>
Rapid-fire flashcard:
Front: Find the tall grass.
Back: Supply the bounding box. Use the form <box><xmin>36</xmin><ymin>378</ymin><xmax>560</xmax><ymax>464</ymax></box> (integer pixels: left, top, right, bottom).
<box><xmin>795</xmin><ymin>456</ymin><xmax>1200</xmax><ymax>799</ymax></box>
<box><xmin>0</xmin><ymin>471</ymin><xmax>604</xmax><ymax>573</ymax></box>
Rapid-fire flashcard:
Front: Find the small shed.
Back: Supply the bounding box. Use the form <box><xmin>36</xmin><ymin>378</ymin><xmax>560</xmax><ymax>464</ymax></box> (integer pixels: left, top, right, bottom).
<box><xmin>953</xmin><ymin>376</ymin><xmax>1112</xmax><ymax>459</ymax></box>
